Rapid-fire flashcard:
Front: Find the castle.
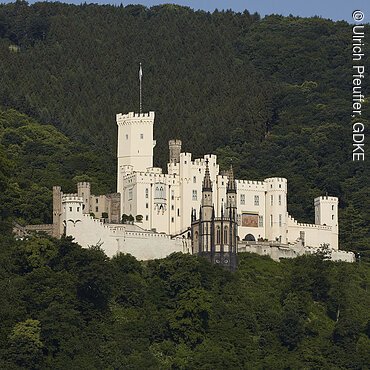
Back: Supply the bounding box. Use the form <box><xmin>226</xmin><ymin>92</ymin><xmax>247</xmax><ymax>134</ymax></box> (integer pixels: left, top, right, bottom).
<box><xmin>42</xmin><ymin>110</ymin><xmax>353</xmax><ymax>263</ymax></box>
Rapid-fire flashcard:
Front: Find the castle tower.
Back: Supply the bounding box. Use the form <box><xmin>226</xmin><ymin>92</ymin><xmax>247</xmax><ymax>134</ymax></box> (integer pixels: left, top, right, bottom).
<box><xmin>116</xmin><ymin>111</ymin><xmax>156</xmax><ymax>193</ymax></box>
<box><xmin>52</xmin><ymin>186</ymin><xmax>62</xmax><ymax>238</ymax></box>
<box><xmin>169</xmin><ymin>139</ymin><xmax>182</xmax><ymax>164</ymax></box>
<box><xmin>314</xmin><ymin>196</ymin><xmax>338</xmax><ymax>249</ymax></box>
<box><xmin>265</xmin><ymin>178</ymin><xmax>288</xmax><ymax>243</ymax></box>
<box><xmin>77</xmin><ymin>182</ymin><xmax>91</xmax><ymax>214</ymax></box>
<box><xmin>62</xmin><ymin>195</ymin><xmax>84</xmax><ymax>236</ymax></box>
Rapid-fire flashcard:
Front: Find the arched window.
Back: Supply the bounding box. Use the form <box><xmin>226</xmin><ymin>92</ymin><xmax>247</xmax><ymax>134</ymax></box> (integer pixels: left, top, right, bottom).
<box><xmin>194</xmin><ymin>231</ymin><xmax>198</xmax><ymax>240</ymax></box>
<box><xmin>224</xmin><ymin>226</ymin><xmax>228</xmax><ymax>244</ymax></box>
<box><xmin>216</xmin><ymin>226</ymin><xmax>221</xmax><ymax>244</ymax></box>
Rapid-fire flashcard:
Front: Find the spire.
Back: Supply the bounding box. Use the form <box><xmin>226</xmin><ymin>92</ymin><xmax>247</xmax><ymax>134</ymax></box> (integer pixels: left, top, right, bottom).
<box><xmin>202</xmin><ymin>159</ymin><xmax>212</xmax><ymax>192</ymax></box>
<box><xmin>139</xmin><ymin>63</ymin><xmax>143</xmax><ymax>113</ymax></box>
<box><xmin>226</xmin><ymin>165</ymin><xmax>236</xmax><ymax>193</ymax></box>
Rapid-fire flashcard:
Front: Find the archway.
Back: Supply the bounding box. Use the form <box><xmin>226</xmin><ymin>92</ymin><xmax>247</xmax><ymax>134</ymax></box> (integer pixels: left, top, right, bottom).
<box><xmin>243</xmin><ymin>233</ymin><xmax>256</xmax><ymax>242</ymax></box>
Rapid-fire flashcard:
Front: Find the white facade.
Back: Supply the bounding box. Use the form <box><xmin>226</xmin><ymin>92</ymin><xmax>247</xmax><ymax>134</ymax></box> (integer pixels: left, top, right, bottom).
<box><xmin>61</xmin><ymin>194</ymin><xmax>190</xmax><ymax>259</ymax></box>
<box><xmin>117</xmin><ymin>111</ymin><xmax>339</xmax><ymax>250</ymax></box>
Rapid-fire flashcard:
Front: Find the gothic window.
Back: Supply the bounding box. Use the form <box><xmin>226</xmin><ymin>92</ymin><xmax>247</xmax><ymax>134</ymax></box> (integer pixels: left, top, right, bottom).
<box><xmin>240</xmin><ymin>194</ymin><xmax>245</xmax><ymax>205</ymax></box>
<box><xmin>279</xmin><ymin>214</ymin><xmax>282</xmax><ymax>227</ymax></box>
<box><xmin>128</xmin><ymin>188</ymin><xmax>133</xmax><ymax>201</ymax></box>
<box><xmin>216</xmin><ymin>226</ymin><xmax>221</xmax><ymax>244</ymax></box>
<box><xmin>254</xmin><ymin>195</ymin><xmax>259</xmax><ymax>206</ymax></box>
<box><xmin>279</xmin><ymin>195</ymin><xmax>282</xmax><ymax>205</ymax></box>
<box><xmin>270</xmin><ymin>215</ymin><xmax>273</xmax><ymax>227</ymax></box>
<box><xmin>224</xmin><ymin>226</ymin><xmax>228</xmax><ymax>244</ymax></box>
<box><xmin>194</xmin><ymin>231</ymin><xmax>198</xmax><ymax>240</ymax></box>
<box><xmin>145</xmin><ymin>188</ymin><xmax>148</xmax><ymax>198</ymax></box>
<box><xmin>271</xmin><ymin>195</ymin><xmax>273</xmax><ymax>206</ymax></box>
<box><xmin>192</xmin><ymin>190</ymin><xmax>197</xmax><ymax>201</ymax></box>
<box><xmin>177</xmin><ymin>209</ymin><xmax>180</xmax><ymax>216</ymax></box>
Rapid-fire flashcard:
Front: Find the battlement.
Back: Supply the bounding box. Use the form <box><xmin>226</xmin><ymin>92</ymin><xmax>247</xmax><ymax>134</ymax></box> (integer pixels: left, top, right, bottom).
<box><xmin>62</xmin><ymin>195</ymin><xmax>83</xmax><ymax>203</ymax></box>
<box><xmin>288</xmin><ymin>215</ymin><xmax>332</xmax><ymax>230</ymax></box>
<box><xmin>116</xmin><ymin>111</ymin><xmax>155</xmax><ymax>126</ymax></box>
<box><xmin>77</xmin><ymin>182</ymin><xmax>91</xmax><ymax>188</ymax></box>
<box><xmin>169</xmin><ymin>139</ymin><xmax>182</xmax><ymax>146</ymax></box>
<box><xmin>264</xmin><ymin>177</ymin><xmax>287</xmax><ymax>183</ymax></box>
<box><xmin>314</xmin><ymin>196</ymin><xmax>338</xmax><ymax>203</ymax></box>
<box><xmin>237</xmin><ymin>179</ymin><xmax>265</xmax><ymax>186</ymax></box>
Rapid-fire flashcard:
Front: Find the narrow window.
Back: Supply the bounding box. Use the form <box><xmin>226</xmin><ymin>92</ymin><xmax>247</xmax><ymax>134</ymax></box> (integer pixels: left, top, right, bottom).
<box><xmin>271</xmin><ymin>195</ymin><xmax>273</xmax><ymax>206</ymax></box>
<box><xmin>258</xmin><ymin>215</ymin><xmax>263</xmax><ymax>227</ymax></box>
<box><xmin>145</xmin><ymin>188</ymin><xmax>148</xmax><ymax>198</ymax></box>
<box><xmin>216</xmin><ymin>226</ymin><xmax>221</xmax><ymax>244</ymax></box>
<box><xmin>279</xmin><ymin>195</ymin><xmax>282</xmax><ymax>206</ymax></box>
<box><xmin>279</xmin><ymin>214</ymin><xmax>282</xmax><ymax>227</ymax></box>
<box><xmin>193</xmin><ymin>176</ymin><xmax>196</xmax><ymax>183</ymax></box>
<box><xmin>270</xmin><ymin>215</ymin><xmax>273</xmax><ymax>227</ymax></box>
<box><xmin>254</xmin><ymin>195</ymin><xmax>259</xmax><ymax>206</ymax></box>
<box><xmin>240</xmin><ymin>194</ymin><xmax>245</xmax><ymax>205</ymax></box>
<box><xmin>69</xmin><ymin>207</ymin><xmax>72</xmax><ymax>212</ymax></box>
<box><xmin>145</xmin><ymin>215</ymin><xmax>148</xmax><ymax>221</ymax></box>
<box><xmin>140</xmin><ymin>133</ymin><xmax>144</xmax><ymax>139</ymax></box>
<box><xmin>192</xmin><ymin>190</ymin><xmax>197</xmax><ymax>201</ymax></box>
<box><xmin>224</xmin><ymin>226</ymin><xmax>228</xmax><ymax>244</ymax></box>
<box><xmin>95</xmin><ymin>206</ymin><xmax>99</xmax><ymax>212</ymax></box>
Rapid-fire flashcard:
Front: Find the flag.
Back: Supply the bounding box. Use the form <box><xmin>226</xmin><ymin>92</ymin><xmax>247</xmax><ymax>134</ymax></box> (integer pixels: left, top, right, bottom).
<box><xmin>139</xmin><ymin>63</ymin><xmax>142</xmax><ymax>82</ymax></box>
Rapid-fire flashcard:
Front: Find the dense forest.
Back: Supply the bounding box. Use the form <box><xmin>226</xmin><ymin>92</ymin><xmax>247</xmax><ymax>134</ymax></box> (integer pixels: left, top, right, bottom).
<box><xmin>0</xmin><ymin>2</ymin><xmax>369</xmax><ymax>368</ymax></box>
<box><xmin>0</xmin><ymin>1</ymin><xmax>369</xmax><ymax>256</ymax></box>
<box><xmin>0</xmin><ymin>233</ymin><xmax>369</xmax><ymax>369</ymax></box>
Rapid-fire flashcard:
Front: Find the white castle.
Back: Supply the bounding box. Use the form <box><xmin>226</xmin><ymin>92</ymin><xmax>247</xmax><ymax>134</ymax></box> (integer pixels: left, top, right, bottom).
<box><xmin>49</xmin><ymin>111</ymin><xmax>354</xmax><ymax>262</ymax></box>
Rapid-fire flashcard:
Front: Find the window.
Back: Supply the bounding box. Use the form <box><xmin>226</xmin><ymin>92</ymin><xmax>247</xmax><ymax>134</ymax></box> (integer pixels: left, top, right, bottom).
<box><xmin>140</xmin><ymin>133</ymin><xmax>144</xmax><ymax>139</ymax></box>
<box><xmin>96</xmin><ymin>198</ymin><xmax>98</xmax><ymax>204</ymax></box>
<box><xmin>216</xmin><ymin>226</ymin><xmax>221</xmax><ymax>244</ymax></box>
<box><xmin>145</xmin><ymin>215</ymin><xmax>148</xmax><ymax>221</ymax></box>
<box><xmin>258</xmin><ymin>215</ymin><xmax>263</xmax><ymax>227</ymax></box>
<box><xmin>192</xmin><ymin>190</ymin><xmax>197</xmax><ymax>201</ymax></box>
<box><xmin>77</xmin><ymin>207</ymin><xmax>80</xmax><ymax>212</ymax></box>
<box><xmin>171</xmin><ymin>190</ymin><xmax>174</xmax><ymax>201</ymax></box>
<box><xmin>128</xmin><ymin>188</ymin><xmax>133</xmax><ymax>201</ymax></box>
<box><xmin>177</xmin><ymin>209</ymin><xmax>180</xmax><ymax>216</ymax></box>
<box><xmin>279</xmin><ymin>214</ymin><xmax>282</xmax><ymax>227</ymax></box>
<box><xmin>96</xmin><ymin>206</ymin><xmax>99</xmax><ymax>212</ymax></box>
<box><xmin>193</xmin><ymin>176</ymin><xmax>196</xmax><ymax>183</ymax></box>
<box><xmin>240</xmin><ymin>194</ymin><xmax>245</xmax><ymax>205</ymax></box>
<box><xmin>69</xmin><ymin>207</ymin><xmax>72</xmax><ymax>212</ymax></box>
<box><xmin>171</xmin><ymin>205</ymin><xmax>174</xmax><ymax>210</ymax></box>
<box><xmin>254</xmin><ymin>195</ymin><xmax>259</xmax><ymax>206</ymax></box>
<box><xmin>224</xmin><ymin>226</ymin><xmax>228</xmax><ymax>244</ymax></box>
<box><xmin>145</xmin><ymin>188</ymin><xmax>148</xmax><ymax>198</ymax></box>
<box><xmin>279</xmin><ymin>195</ymin><xmax>282</xmax><ymax>206</ymax></box>
<box><xmin>146</xmin><ymin>203</ymin><xmax>148</xmax><ymax>209</ymax></box>
<box><xmin>270</xmin><ymin>215</ymin><xmax>273</xmax><ymax>227</ymax></box>
<box><xmin>126</xmin><ymin>134</ymin><xmax>128</xmax><ymax>140</ymax></box>
<box><xmin>332</xmin><ymin>215</ymin><xmax>334</xmax><ymax>220</ymax></box>
<box><xmin>279</xmin><ymin>184</ymin><xmax>281</xmax><ymax>188</ymax></box>
<box><xmin>171</xmin><ymin>217</ymin><xmax>174</xmax><ymax>223</ymax></box>
<box><xmin>271</xmin><ymin>195</ymin><xmax>273</xmax><ymax>206</ymax></box>
<box><xmin>332</xmin><ymin>205</ymin><xmax>334</xmax><ymax>210</ymax></box>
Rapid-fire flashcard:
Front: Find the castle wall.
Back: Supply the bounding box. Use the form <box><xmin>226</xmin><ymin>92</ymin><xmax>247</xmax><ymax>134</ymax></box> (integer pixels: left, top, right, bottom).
<box><xmin>238</xmin><ymin>242</ymin><xmax>355</xmax><ymax>262</ymax></box>
<box><xmin>63</xmin><ymin>203</ymin><xmax>188</xmax><ymax>260</ymax></box>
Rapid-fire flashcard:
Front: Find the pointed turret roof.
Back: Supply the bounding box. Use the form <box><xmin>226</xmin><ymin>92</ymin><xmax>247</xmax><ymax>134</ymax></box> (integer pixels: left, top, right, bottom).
<box><xmin>202</xmin><ymin>159</ymin><xmax>212</xmax><ymax>192</ymax></box>
<box><xmin>227</xmin><ymin>165</ymin><xmax>236</xmax><ymax>193</ymax></box>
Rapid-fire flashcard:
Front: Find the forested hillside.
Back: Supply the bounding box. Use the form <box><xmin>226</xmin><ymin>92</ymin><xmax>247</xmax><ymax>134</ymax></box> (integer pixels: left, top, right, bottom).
<box><xmin>0</xmin><ymin>234</ymin><xmax>369</xmax><ymax>369</ymax></box>
<box><xmin>0</xmin><ymin>1</ymin><xmax>369</xmax><ymax>256</ymax></box>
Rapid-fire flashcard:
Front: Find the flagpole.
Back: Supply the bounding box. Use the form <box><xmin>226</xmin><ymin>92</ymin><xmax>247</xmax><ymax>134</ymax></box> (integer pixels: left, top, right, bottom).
<box><xmin>139</xmin><ymin>63</ymin><xmax>142</xmax><ymax>114</ymax></box>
